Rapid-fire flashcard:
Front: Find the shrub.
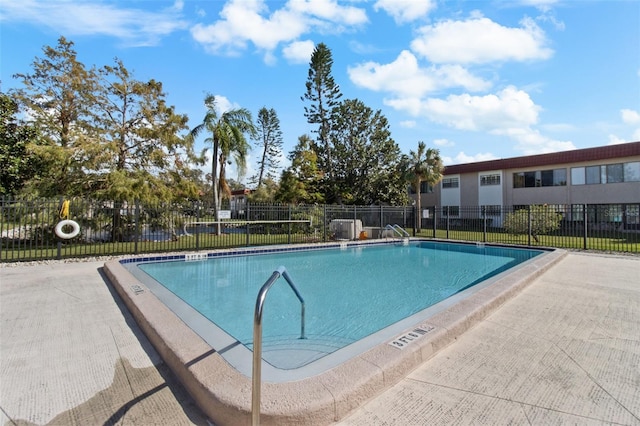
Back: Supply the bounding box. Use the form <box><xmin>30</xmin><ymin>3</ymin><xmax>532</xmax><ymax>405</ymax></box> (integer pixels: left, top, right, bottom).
<box><xmin>504</xmin><ymin>205</ymin><xmax>563</xmax><ymax>242</ymax></box>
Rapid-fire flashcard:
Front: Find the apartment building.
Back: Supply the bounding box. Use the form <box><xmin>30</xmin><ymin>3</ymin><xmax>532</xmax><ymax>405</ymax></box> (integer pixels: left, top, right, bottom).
<box><xmin>413</xmin><ymin>141</ymin><xmax>640</xmax><ymax>228</ymax></box>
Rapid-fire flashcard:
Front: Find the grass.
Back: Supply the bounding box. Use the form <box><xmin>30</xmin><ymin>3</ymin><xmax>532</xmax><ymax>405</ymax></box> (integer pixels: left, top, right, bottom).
<box><xmin>414</xmin><ymin>228</ymin><xmax>640</xmax><ymax>252</ymax></box>
<box><xmin>2</xmin><ymin>227</ymin><xmax>638</xmax><ymax>262</ymax></box>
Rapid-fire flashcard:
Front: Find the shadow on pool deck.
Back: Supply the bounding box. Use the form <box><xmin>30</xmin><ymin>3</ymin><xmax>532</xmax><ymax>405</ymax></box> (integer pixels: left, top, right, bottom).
<box><xmin>1</xmin><ymin>251</ymin><xmax>639</xmax><ymax>425</ymax></box>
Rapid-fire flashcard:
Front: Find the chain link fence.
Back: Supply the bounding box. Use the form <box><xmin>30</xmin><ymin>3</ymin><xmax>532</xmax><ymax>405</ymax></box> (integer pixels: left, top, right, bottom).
<box><xmin>1</xmin><ymin>197</ymin><xmax>638</xmax><ymax>262</ymax></box>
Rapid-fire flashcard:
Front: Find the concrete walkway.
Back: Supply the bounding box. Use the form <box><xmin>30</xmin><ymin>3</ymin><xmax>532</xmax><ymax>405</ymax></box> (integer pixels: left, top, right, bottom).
<box><xmin>1</xmin><ymin>252</ymin><xmax>639</xmax><ymax>425</ymax></box>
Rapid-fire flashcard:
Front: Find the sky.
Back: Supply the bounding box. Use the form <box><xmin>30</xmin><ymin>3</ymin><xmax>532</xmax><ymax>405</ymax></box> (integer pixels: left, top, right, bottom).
<box><xmin>1</xmin><ymin>0</ymin><xmax>639</xmax><ymax>183</ymax></box>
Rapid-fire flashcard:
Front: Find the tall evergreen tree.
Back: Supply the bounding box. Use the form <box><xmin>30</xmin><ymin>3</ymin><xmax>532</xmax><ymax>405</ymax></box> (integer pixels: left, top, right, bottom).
<box><xmin>11</xmin><ymin>36</ymin><xmax>99</xmax><ymax>196</ymax></box>
<box><xmin>91</xmin><ymin>58</ymin><xmax>196</xmax><ymax>203</ymax></box>
<box><xmin>330</xmin><ymin>98</ymin><xmax>406</xmax><ymax>205</ymax></box>
<box><xmin>302</xmin><ymin>43</ymin><xmax>342</xmax><ymax>184</ymax></box>
<box><xmin>275</xmin><ymin>135</ymin><xmax>324</xmax><ymax>204</ymax></box>
<box><xmin>252</xmin><ymin>107</ymin><xmax>283</xmax><ymax>188</ymax></box>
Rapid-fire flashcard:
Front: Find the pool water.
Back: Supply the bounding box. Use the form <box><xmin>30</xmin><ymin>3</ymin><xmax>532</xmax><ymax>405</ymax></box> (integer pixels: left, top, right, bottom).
<box><xmin>137</xmin><ymin>241</ymin><xmax>542</xmax><ymax>369</ymax></box>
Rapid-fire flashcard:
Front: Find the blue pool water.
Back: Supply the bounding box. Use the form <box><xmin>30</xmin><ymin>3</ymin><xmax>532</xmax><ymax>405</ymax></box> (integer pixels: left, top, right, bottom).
<box><xmin>136</xmin><ymin>241</ymin><xmax>542</xmax><ymax>369</ymax></box>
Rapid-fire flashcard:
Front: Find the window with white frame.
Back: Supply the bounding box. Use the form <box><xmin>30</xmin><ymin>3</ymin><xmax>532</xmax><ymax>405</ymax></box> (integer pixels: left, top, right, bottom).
<box><xmin>480</xmin><ymin>174</ymin><xmax>501</xmax><ymax>186</ymax></box>
<box><xmin>442</xmin><ymin>177</ymin><xmax>459</xmax><ymax>188</ymax></box>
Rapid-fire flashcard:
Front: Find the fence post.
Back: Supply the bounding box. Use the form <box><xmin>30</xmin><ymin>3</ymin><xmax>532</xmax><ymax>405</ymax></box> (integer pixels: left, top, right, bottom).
<box><xmin>323</xmin><ymin>204</ymin><xmax>327</xmax><ymax>242</ymax></box>
<box><xmin>446</xmin><ymin>206</ymin><xmax>450</xmax><ymax>240</ymax></box>
<box><xmin>353</xmin><ymin>205</ymin><xmax>357</xmax><ymax>241</ymax></box>
<box><xmin>482</xmin><ymin>206</ymin><xmax>487</xmax><ymax>243</ymax></box>
<box><xmin>583</xmin><ymin>204</ymin><xmax>588</xmax><ymax>250</ymax></box>
<box><xmin>288</xmin><ymin>205</ymin><xmax>292</xmax><ymax>244</ymax></box>
<box><xmin>134</xmin><ymin>200</ymin><xmax>140</xmax><ymax>255</ymax></box>
<box><xmin>195</xmin><ymin>201</ymin><xmax>200</xmax><ymax>251</ymax></box>
<box><xmin>432</xmin><ymin>206</ymin><xmax>437</xmax><ymax>238</ymax></box>
<box><xmin>246</xmin><ymin>203</ymin><xmax>251</xmax><ymax>247</ymax></box>
<box><xmin>56</xmin><ymin>197</ymin><xmax>63</xmax><ymax>260</ymax></box>
<box><xmin>411</xmin><ymin>205</ymin><xmax>416</xmax><ymax>236</ymax></box>
<box><xmin>527</xmin><ymin>205</ymin><xmax>532</xmax><ymax>246</ymax></box>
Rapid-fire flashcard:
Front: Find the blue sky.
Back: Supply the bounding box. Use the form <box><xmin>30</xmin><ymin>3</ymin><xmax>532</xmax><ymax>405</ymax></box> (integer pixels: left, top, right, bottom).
<box><xmin>1</xmin><ymin>0</ymin><xmax>639</xmax><ymax>182</ymax></box>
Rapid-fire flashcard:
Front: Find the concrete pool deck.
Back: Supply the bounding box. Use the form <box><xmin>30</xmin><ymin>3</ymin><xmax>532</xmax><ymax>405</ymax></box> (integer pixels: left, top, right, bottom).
<box><xmin>1</xmin><ymin>251</ymin><xmax>639</xmax><ymax>425</ymax></box>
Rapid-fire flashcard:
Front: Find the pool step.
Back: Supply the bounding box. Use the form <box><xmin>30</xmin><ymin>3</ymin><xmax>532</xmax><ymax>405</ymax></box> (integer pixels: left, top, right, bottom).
<box><xmin>248</xmin><ymin>334</ymin><xmax>354</xmax><ymax>369</ymax></box>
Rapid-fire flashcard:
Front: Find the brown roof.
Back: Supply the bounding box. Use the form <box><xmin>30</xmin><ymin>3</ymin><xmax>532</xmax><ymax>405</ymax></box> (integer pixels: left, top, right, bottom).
<box><xmin>444</xmin><ymin>141</ymin><xmax>640</xmax><ymax>175</ymax></box>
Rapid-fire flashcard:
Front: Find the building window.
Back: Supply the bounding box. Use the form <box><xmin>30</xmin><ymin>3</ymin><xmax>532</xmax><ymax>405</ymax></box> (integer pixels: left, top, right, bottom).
<box><xmin>553</xmin><ymin>168</ymin><xmax>567</xmax><ymax>186</ymax></box>
<box><xmin>606</xmin><ymin>163</ymin><xmax>624</xmax><ymax>183</ymax></box>
<box><xmin>482</xmin><ymin>205</ymin><xmax>502</xmax><ymax>216</ymax></box>
<box><xmin>571</xmin><ymin>204</ymin><xmax>584</xmax><ymax>221</ymax></box>
<box><xmin>624</xmin><ymin>162</ymin><xmax>640</xmax><ymax>182</ymax></box>
<box><xmin>573</xmin><ymin>161</ymin><xmax>639</xmax><ymax>185</ymax></box>
<box><xmin>571</xmin><ymin>167</ymin><xmax>585</xmax><ymax>185</ymax></box>
<box><xmin>513</xmin><ymin>169</ymin><xmax>566</xmax><ymax>188</ymax></box>
<box><xmin>627</xmin><ymin>204</ymin><xmax>640</xmax><ymax>226</ymax></box>
<box><xmin>585</xmin><ymin>165</ymin><xmax>601</xmax><ymax>184</ymax></box>
<box><xmin>441</xmin><ymin>206</ymin><xmax>459</xmax><ymax>216</ymax></box>
<box><xmin>420</xmin><ymin>181</ymin><xmax>434</xmax><ymax>193</ymax></box>
<box><xmin>408</xmin><ymin>182</ymin><xmax>434</xmax><ymax>194</ymax></box>
<box><xmin>442</xmin><ymin>177</ymin><xmax>459</xmax><ymax>189</ymax></box>
<box><xmin>480</xmin><ymin>174</ymin><xmax>501</xmax><ymax>186</ymax></box>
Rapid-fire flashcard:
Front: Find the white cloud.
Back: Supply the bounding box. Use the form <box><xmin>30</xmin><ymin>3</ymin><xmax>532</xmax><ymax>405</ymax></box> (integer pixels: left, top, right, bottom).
<box><xmin>213</xmin><ymin>95</ymin><xmax>239</xmax><ymax>114</ymax></box>
<box><xmin>0</xmin><ymin>0</ymin><xmax>188</xmax><ymax>46</ymax></box>
<box><xmin>191</xmin><ymin>0</ymin><xmax>367</xmax><ymax>60</ymax></box>
<box><xmin>416</xmin><ymin>86</ymin><xmax>540</xmax><ymax>132</ymax></box>
<box><xmin>497</xmin><ymin>127</ymin><xmax>575</xmax><ymax>155</ymax></box>
<box><xmin>608</xmin><ymin>135</ymin><xmax>629</xmax><ymax>145</ymax></box>
<box><xmin>386</xmin><ymin>86</ymin><xmax>574</xmax><ymax>155</ymax></box>
<box><xmin>621</xmin><ymin>108</ymin><xmax>640</xmax><ymax>124</ymax></box>
<box><xmin>348</xmin><ymin>50</ymin><xmax>491</xmax><ymax>101</ymax></box>
<box><xmin>288</xmin><ymin>0</ymin><xmax>368</xmax><ymax>26</ymax></box>
<box><xmin>373</xmin><ymin>0</ymin><xmax>436</xmax><ymax>24</ymax></box>
<box><xmin>283</xmin><ymin>40</ymin><xmax>316</xmax><ymax>64</ymax></box>
<box><xmin>520</xmin><ymin>0</ymin><xmax>559</xmax><ymax>13</ymax></box>
<box><xmin>410</xmin><ymin>15</ymin><xmax>553</xmax><ymax>64</ymax></box>
<box><xmin>443</xmin><ymin>151</ymin><xmax>498</xmax><ymax>165</ymax></box>
<box><xmin>616</xmin><ymin>109</ymin><xmax>640</xmax><ymax>142</ymax></box>
<box><xmin>399</xmin><ymin>120</ymin><xmax>416</xmax><ymax>128</ymax></box>
<box><xmin>433</xmin><ymin>138</ymin><xmax>454</xmax><ymax>147</ymax></box>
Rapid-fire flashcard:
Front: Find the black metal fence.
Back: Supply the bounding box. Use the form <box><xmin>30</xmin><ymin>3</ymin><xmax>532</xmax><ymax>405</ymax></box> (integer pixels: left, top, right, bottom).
<box><xmin>418</xmin><ymin>204</ymin><xmax>639</xmax><ymax>253</ymax></box>
<box><xmin>1</xmin><ymin>197</ymin><xmax>638</xmax><ymax>262</ymax></box>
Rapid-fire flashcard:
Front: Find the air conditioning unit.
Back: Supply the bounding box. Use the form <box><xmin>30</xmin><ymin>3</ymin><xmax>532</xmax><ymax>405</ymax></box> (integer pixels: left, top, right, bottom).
<box><xmin>329</xmin><ymin>219</ymin><xmax>363</xmax><ymax>240</ymax></box>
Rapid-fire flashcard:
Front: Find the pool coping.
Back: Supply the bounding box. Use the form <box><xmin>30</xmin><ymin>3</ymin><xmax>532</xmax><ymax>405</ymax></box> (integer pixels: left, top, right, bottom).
<box><xmin>103</xmin><ymin>240</ymin><xmax>567</xmax><ymax>426</ymax></box>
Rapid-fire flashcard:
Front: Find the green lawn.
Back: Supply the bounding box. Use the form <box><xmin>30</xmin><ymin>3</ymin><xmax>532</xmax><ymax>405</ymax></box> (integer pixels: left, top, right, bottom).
<box><xmin>2</xmin><ymin>227</ymin><xmax>638</xmax><ymax>262</ymax></box>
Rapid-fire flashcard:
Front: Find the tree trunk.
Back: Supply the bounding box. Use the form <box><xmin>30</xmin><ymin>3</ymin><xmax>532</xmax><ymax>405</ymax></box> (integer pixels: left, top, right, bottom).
<box><xmin>211</xmin><ymin>138</ymin><xmax>221</xmax><ymax>236</ymax></box>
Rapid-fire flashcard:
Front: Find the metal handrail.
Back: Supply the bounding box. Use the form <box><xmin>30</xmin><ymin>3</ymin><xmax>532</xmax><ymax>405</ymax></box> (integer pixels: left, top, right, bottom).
<box><xmin>384</xmin><ymin>224</ymin><xmax>410</xmax><ymax>237</ymax></box>
<box><xmin>252</xmin><ymin>266</ymin><xmax>305</xmax><ymax>426</ymax></box>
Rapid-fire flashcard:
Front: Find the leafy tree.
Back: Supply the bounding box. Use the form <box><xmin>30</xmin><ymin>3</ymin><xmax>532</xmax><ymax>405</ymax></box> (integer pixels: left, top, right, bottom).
<box><xmin>90</xmin><ymin>58</ymin><xmax>197</xmax><ymax>203</ymax></box>
<box><xmin>248</xmin><ymin>177</ymin><xmax>278</xmax><ymax>203</ymax></box>
<box><xmin>330</xmin><ymin>98</ymin><xmax>406</xmax><ymax>205</ymax></box>
<box><xmin>275</xmin><ymin>135</ymin><xmax>324</xmax><ymax>204</ymax></box>
<box><xmin>504</xmin><ymin>204</ymin><xmax>563</xmax><ymax>242</ymax></box>
<box><xmin>406</xmin><ymin>142</ymin><xmax>444</xmax><ymax>231</ymax></box>
<box><xmin>11</xmin><ymin>36</ymin><xmax>99</xmax><ymax>196</ymax></box>
<box><xmin>302</xmin><ymin>43</ymin><xmax>342</xmax><ymax>183</ymax></box>
<box><xmin>251</xmin><ymin>107</ymin><xmax>283</xmax><ymax>188</ymax></box>
<box><xmin>188</xmin><ymin>94</ymin><xmax>256</xmax><ymax>221</ymax></box>
<box><xmin>0</xmin><ymin>92</ymin><xmax>44</xmax><ymax>196</ymax></box>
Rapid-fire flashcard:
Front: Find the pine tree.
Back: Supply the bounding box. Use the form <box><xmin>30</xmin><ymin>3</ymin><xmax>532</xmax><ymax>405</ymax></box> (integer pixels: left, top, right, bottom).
<box><xmin>252</xmin><ymin>107</ymin><xmax>283</xmax><ymax>188</ymax></box>
<box><xmin>302</xmin><ymin>43</ymin><xmax>342</xmax><ymax>187</ymax></box>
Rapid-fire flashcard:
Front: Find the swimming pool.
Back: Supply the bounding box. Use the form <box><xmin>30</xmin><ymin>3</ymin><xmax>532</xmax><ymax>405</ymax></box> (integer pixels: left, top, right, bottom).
<box><xmin>104</xmin><ymin>240</ymin><xmax>565</xmax><ymax>425</ymax></box>
<box><xmin>133</xmin><ymin>241</ymin><xmax>540</xmax><ymax>372</ymax></box>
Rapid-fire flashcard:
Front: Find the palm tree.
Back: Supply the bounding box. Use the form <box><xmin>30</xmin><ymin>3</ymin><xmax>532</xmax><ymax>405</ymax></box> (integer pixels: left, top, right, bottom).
<box><xmin>407</xmin><ymin>141</ymin><xmax>444</xmax><ymax>232</ymax></box>
<box><xmin>188</xmin><ymin>94</ymin><xmax>256</xmax><ymax>222</ymax></box>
